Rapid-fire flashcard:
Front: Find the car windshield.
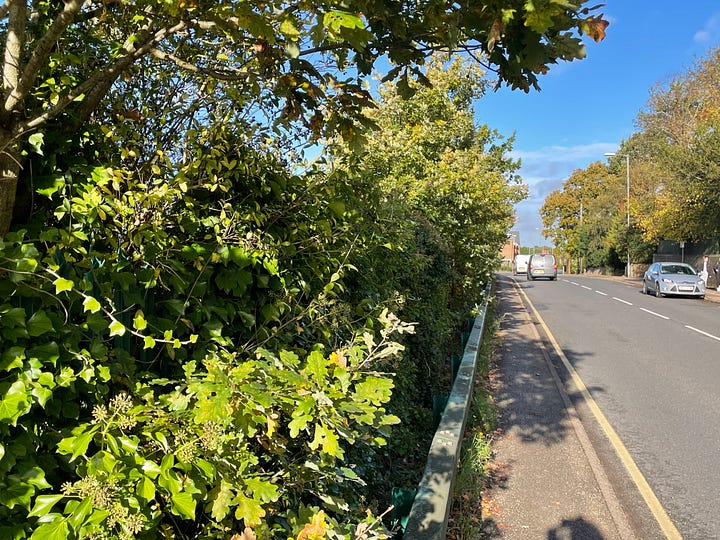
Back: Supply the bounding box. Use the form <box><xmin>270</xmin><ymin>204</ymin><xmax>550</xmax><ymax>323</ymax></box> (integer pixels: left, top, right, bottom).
<box><xmin>660</xmin><ymin>264</ymin><xmax>696</xmax><ymax>275</ymax></box>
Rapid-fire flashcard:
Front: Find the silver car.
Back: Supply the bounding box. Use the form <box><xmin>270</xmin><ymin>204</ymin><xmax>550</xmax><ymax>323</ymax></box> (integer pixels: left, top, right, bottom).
<box><xmin>642</xmin><ymin>262</ymin><xmax>705</xmax><ymax>298</ymax></box>
<box><xmin>527</xmin><ymin>253</ymin><xmax>557</xmax><ymax>281</ymax></box>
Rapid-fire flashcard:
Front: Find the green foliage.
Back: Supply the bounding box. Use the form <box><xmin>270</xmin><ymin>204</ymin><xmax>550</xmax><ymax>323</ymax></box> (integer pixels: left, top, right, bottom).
<box><xmin>325</xmin><ymin>55</ymin><xmax>524</xmax><ymax>489</ymax></box>
<box><xmin>0</xmin><ymin>130</ymin><xmax>409</xmax><ymax>537</ymax></box>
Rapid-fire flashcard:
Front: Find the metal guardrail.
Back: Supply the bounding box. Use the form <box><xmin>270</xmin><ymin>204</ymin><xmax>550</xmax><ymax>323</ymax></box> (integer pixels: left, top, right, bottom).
<box><xmin>403</xmin><ymin>287</ymin><xmax>491</xmax><ymax>539</ymax></box>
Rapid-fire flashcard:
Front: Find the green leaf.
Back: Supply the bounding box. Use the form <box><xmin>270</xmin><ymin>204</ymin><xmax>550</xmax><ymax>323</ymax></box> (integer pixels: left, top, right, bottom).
<box><xmin>108</xmin><ymin>320</ymin><xmax>126</xmax><ymax>337</ymax></box>
<box><xmin>0</xmin><ymin>482</ymin><xmax>34</xmax><ymax>509</ymax></box>
<box><xmin>133</xmin><ymin>311</ymin><xmax>147</xmax><ymax>330</ymax></box>
<box><xmin>234</xmin><ymin>493</ymin><xmax>265</xmax><ymax>527</ymax></box>
<box><xmin>30</xmin><ymin>519</ymin><xmax>69</xmax><ymax>540</ymax></box>
<box><xmin>27</xmin><ymin>310</ymin><xmax>54</xmax><ymax>337</ymax></box>
<box><xmin>0</xmin><ymin>347</ymin><xmax>25</xmax><ymax>372</ymax></box>
<box><xmin>245</xmin><ymin>477</ymin><xmax>280</xmax><ymax>503</ymax></box>
<box><xmin>82</xmin><ymin>296</ymin><xmax>101</xmax><ymax>313</ymax></box>
<box><xmin>170</xmin><ymin>492</ymin><xmax>197</xmax><ymax>520</ymax></box>
<box><xmin>137</xmin><ymin>476</ymin><xmax>156</xmax><ymax>501</ymax></box>
<box><xmin>143</xmin><ymin>336</ymin><xmax>156</xmax><ymax>349</ymax></box>
<box><xmin>0</xmin><ymin>381</ymin><xmax>30</xmax><ymax>425</ymax></box>
<box><xmin>57</xmin><ymin>430</ymin><xmax>96</xmax><ymax>461</ymax></box>
<box><xmin>304</xmin><ymin>349</ymin><xmax>327</xmax><ymax>381</ymax></box>
<box><xmin>209</xmin><ymin>480</ymin><xmax>234</xmax><ymax>521</ymax></box>
<box><xmin>53</xmin><ymin>278</ymin><xmax>74</xmax><ymax>294</ymax></box>
<box><xmin>28</xmin><ymin>495</ymin><xmax>64</xmax><ymax>517</ymax></box>
<box><xmin>288</xmin><ymin>414</ymin><xmax>312</xmax><ymax>438</ymax></box>
<box><xmin>67</xmin><ymin>497</ymin><xmax>93</xmax><ymax>530</ymax></box>
<box><xmin>28</xmin><ymin>133</ymin><xmax>44</xmax><ymax>155</ymax></box>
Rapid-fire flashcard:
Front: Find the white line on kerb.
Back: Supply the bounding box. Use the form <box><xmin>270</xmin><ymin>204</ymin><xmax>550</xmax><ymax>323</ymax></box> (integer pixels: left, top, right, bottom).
<box><xmin>613</xmin><ymin>297</ymin><xmax>633</xmax><ymax>306</ymax></box>
<box><xmin>685</xmin><ymin>325</ymin><xmax>720</xmax><ymax>342</ymax></box>
<box><xmin>640</xmin><ymin>308</ymin><xmax>669</xmax><ymax>320</ymax></box>
<box><xmin>582</xmin><ymin>285</ymin><xmax>592</xmax><ymax>290</ymax></box>
<box><xmin>595</xmin><ymin>291</ymin><xmax>608</xmax><ymax>296</ymax></box>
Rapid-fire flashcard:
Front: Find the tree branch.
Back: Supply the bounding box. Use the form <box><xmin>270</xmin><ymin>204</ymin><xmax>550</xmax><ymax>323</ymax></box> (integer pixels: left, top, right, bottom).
<box><xmin>4</xmin><ymin>0</ymin><xmax>85</xmax><ymax>115</ymax></box>
<box><xmin>2</xmin><ymin>0</ymin><xmax>26</xmax><ymax>120</ymax></box>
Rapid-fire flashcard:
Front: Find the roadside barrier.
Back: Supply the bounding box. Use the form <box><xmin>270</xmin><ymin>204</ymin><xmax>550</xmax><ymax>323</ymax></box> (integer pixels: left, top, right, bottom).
<box><xmin>403</xmin><ymin>287</ymin><xmax>491</xmax><ymax>538</ymax></box>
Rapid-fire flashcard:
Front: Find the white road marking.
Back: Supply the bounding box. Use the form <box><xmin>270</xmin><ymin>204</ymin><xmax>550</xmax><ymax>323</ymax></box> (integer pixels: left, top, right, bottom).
<box><xmin>570</xmin><ymin>281</ymin><xmax>579</xmax><ymax>286</ymax></box>
<box><xmin>685</xmin><ymin>325</ymin><xmax>720</xmax><ymax>342</ymax></box>
<box><xmin>582</xmin><ymin>285</ymin><xmax>592</xmax><ymax>290</ymax></box>
<box><xmin>595</xmin><ymin>291</ymin><xmax>608</xmax><ymax>296</ymax></box>
<box><xmin>640</xmin><ymin>308</ymin><xmax>669</xmax><ymax>320</ymax></box>
<box><xmin>613</xmin><ymin>297</ymin><xmax>633</xmax><ymax>306</ymax></box>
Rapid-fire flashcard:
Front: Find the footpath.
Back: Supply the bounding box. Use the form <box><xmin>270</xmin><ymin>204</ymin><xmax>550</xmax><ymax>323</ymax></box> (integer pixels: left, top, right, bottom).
<box><xmin>481</xmin><ymin>275</ymin><xmax>639</xmax><ymax>539</ymax></box>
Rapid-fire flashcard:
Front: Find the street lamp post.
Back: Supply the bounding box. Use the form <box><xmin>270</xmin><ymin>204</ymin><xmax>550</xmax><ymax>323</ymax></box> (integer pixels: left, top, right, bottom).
<box><xmin>605</xmin><ymin>152</ymin><xmax>630</xmax><ymax>278</ymax></box>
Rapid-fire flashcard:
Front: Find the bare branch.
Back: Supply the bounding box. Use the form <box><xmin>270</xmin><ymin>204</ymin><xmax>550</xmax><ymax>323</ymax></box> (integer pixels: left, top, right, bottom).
<box><xmin>149</xmin><ymin>48</ymin><xmax>252</xmax><ymax>82</ymax></box>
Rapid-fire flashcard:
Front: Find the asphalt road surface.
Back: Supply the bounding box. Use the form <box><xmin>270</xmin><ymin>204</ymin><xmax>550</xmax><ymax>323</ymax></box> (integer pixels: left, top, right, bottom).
<box><xmin>512</xmin><ymin>273</ymin><xmax>720</xmax><ymax>540</ymax></box>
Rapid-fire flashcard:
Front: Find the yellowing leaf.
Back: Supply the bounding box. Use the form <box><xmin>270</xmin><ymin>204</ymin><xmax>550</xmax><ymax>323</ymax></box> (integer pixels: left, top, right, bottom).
<box><xmin>83</xmin><ymin>296</ymin><xmax>101</xmax><ymax>313</ymax></box>
<box><xmin>143</xmin><ymin>336</ymin><xmax>156</xmax><ymax>349</ymax></box>
<box><xmin>109</xmin><ymin>320</ymin><xmax>126</xmax><ymax>337</ymax></box>
<box><xmin>234</xmin><ymin>493</ymin><xmax>265</xmax><ymax>527</ymax></box>
<box><xmin>133</xmin><ymin>310</ymin><xmax>147</xmax><ymax>330</ymax></box>
<box><xmin>53</xmin><ymin>277</ymin><xmax>74</xmax><ymax>294</ymax></box>
<box><xmin>297</xmin><ymin>511</ymin><xmax>327</xmax><ymax>540</ymax></box>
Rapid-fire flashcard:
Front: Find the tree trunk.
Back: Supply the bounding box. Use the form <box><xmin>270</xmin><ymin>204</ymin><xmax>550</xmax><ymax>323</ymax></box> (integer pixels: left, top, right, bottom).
<box><xmin>0</xmin><ymin>141</ymin><xmax>20</xmax><ymax>238</ymax></box>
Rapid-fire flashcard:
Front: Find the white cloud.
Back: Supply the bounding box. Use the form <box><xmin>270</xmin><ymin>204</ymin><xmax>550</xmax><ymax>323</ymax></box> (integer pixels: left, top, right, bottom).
<box><xmin>694</xmin><ymin>14</ymin><xmax>720</xmax><ymax>44</ymax></box>
<box><xmin>509</xmin><ymin>142</ymin><xmax>620</xmax><ymax>247</ymax></box>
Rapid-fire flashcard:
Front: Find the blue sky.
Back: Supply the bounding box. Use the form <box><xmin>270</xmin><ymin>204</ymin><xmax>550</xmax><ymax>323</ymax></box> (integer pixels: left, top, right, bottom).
<box><xmin>477</xmin><ymin>2</ymin><xmax>720</xmax><ymax>248</ymax></box>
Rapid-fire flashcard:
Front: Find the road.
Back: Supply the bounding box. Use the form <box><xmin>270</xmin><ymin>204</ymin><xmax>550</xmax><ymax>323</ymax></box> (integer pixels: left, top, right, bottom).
<box><xmin>511</xmin><ymin>273</ymin><xmax>720</xmax><ymax>540</ymax></box>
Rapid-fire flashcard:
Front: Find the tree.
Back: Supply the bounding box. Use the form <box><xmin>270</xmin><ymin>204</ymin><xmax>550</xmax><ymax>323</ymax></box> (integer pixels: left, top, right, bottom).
<box><xmin>0</xmin><ymin>0</ymin><xmax>609</xmax><ymax>237</ymax></box>
<box><xmin>632</xmin><ymin>45</ymin><xmax>720</xmax><ymax>242</ymax></box>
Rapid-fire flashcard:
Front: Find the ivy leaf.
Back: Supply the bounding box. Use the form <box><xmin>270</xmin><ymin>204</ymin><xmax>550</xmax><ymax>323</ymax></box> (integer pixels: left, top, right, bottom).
<box><xmin>56</xmin><ymin>430</ymin><xmax>96</xmax><ymax>462</ymax></box>
<box><xmin>28</xmin><ymin>494</ymin><xmax>64</xmax><ymax>517</ymax></box>
<box><xmin>0</xmin><ymin>381</ymin><xmax>30</xmax><ymax>425</ymax></box>
<box><xmin>53</xmin><ymin>277</ymin><xmax>74</xmax><ymax>294</ymax></box>
<box><xmin>170</xmin><ymin>492</ymin><xmax>197</xmax><ymax>520</ymax></box>
<box><xmin>29</xmin><ymin>518</ymin><xmax>69</xmax><ymax>540</ymax></box>
<box><xmin>108</xmin><ymin>320</ymin><xmax>126</xmax><ymax>337</ymax></box>
<box><xmin>133</xmin><ymin>310</ymin><xmax>147</xmax><ymax>331</ymax></box>
<box><xmin>27</xmin><ymin>311</ymin><xmax>54</xmax><ymax>337</ymax></box>
<box><xmin>82</xmin><ymin>296</ymin><xmax>101</xmax><ymax>313</ymax></box>
<box><xmin>0</xmin><ymin>347</ymin><xmax>25</xmax><ymax>372</ymax></box>
<box><xmin>143</xmin><ymin>336</ymin><xmax>156</xmax><ymax>349</ymax></box>
<box><xmin>137</xmin><ymin>476</ymin><xmax>156</xmax><ymax>501</ymax></box>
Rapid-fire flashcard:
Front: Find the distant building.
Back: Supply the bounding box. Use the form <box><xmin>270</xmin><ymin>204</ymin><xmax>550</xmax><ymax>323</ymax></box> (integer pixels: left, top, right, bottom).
<box><xmin>501</xmin><ymin>230</ymin><xmax>520</xmax><ymax>265</ymax></box>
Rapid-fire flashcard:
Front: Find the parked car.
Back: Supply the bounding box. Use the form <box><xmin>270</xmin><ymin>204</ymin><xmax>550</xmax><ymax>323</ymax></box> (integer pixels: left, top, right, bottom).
<box><xmin>513</xmin><ymin>254</ymin><xmax>530</xmax><ymax>275</ymax></box>
<box><xmin>642</xmin><ymin>262</ymin><xmax>706</xmax><ymax>298</ymax></box>
<box><xmin>527</xmin><ymin>253</ymin><xmax>557</xmax><ymax>280</ymax></box>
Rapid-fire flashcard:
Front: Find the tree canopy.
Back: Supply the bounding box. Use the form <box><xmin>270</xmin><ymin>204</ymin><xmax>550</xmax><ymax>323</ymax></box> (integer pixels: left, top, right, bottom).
<box><xmin>0</xmin><ymin>0</ymin><xmax>608</xmax><ymax>236</ymax></box>
<box><xmin>541</xmin><ymin>44</ymin><xmax>720</xmax><ymax>273</ymax></box>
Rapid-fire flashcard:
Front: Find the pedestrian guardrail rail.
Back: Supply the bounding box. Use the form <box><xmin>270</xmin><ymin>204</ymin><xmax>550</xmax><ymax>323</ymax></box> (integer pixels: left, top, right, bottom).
<box><xmin>403</xmin><ymin>287</ymin><xmax>491</xmax><ymax>538</ymax></box>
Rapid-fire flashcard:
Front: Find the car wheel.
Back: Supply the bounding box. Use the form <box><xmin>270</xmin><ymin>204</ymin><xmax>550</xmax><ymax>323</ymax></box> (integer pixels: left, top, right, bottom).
<box><xmin>655</xmin><ymin>282</ymin><xmax>663</xmax><ymax>297</ymax></box>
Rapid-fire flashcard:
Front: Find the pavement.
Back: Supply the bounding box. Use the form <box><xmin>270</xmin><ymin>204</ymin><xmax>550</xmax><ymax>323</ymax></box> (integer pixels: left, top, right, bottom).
<box><xmin>481</xmin><ymin>272</ymin><xmax>720</xmax><ymax>539</ymax></box>
<box><xmin>481</xmin><ymin>274</ymin><xmax>646</xmax><ymax>540</ymax></box>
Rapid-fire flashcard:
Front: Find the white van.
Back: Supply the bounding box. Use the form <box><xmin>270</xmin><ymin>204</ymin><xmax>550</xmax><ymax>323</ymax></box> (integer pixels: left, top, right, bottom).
<box><xmin>513</xmin><ymin>254</ymin><xmax>530</xmax><ymax>275</ymax></box>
